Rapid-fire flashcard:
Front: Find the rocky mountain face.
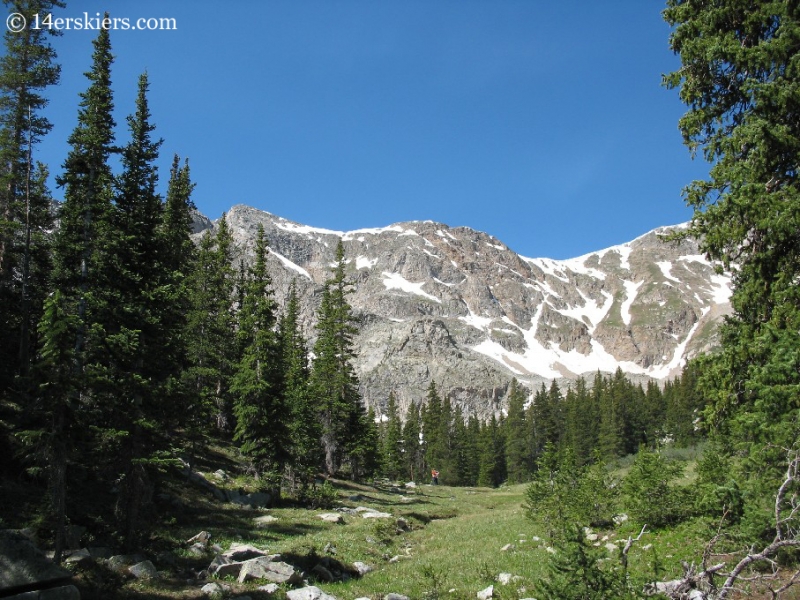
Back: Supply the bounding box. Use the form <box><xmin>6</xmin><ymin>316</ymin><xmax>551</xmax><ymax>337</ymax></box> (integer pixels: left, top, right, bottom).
<box><xmin>193</xmin><ymin>205</ymin><xmax>731</xmax><ymax>419</ymax></box>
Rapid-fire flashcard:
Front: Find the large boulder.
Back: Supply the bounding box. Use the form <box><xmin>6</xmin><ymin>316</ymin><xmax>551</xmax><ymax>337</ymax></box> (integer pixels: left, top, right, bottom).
<box><xmin>0</xmin><ymin>530</ymin><xmax>73</xmax><ymax>597</ymax></box>
<box><xmin>237</xmin><ymin>558</ymin><xmax>301</xmax><ymax>584</ymax></box>
<box><xmin>286</xmin><ymin>586</ymin><xmax>338</xmax><ymax>600</ymax></box>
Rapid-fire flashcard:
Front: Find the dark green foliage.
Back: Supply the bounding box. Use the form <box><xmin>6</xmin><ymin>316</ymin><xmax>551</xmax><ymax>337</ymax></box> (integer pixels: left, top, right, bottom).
<box><xmin>504</xmin><ymin>378</ymin><xmax>529</xmax><ymax>483</ymax></box>
<box><xmin>381</xmin><ymin>392</ymin><xmax>404</xmax><ymax>480</ymax></box>
<box><xmin>280</xmin><ymin>281</ymin><xmax>320</xmax><ymax>488</ymax></box>
<box><xmin>231</xmin><ymin>224</ymin><xmax>289</xmax><ymax>480</ymax></box>
<box><xmin>309</xmin><ymin>240</ymin><xmax>365</xmax><ymax>477</ymax></box>
<box><xmin>477</xmin><ymin>414</ymin><xmax>506</xmax><ymax>488</ymax></box>
<box><xmin>402</xmin><ymin>402</ymin><xmax>424</xmax><ymax>481</ymax></box>
<box><xmin>534</xmin><ymin>525</ymin><xmax>640</xmax><ymax>600</ymax></box>
<box><xmin>0</xmin><ymin>0</ymin><xmax>62</xmax><ymax>386</ymax></box>
<box><xmin>622</xmin><ymin>446</ymin><xmax>688</xmax><ymax>529</ymax></box>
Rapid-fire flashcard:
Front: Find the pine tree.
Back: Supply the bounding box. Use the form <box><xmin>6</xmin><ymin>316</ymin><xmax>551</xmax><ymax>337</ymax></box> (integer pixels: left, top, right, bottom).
<box><xmin>231</xmin><ymin>224</ymin><xmax>289</xmax><ymax>486</ymax></box>
<box><xmin>422</xmin><ymin>380</ymin><xmax>445</xmax><ymax>480</ymax></box>
<box><xmin>663</xmin><ymin>1</ymin><xmax>800</xmax><ymax>480</ymax></box>
<box><xmin>402</xmin><ymin>401</ymin><xmax>423</xmax><ymax>482</ymax></box>
<box><xmin>381</xmin><ymin>392</ymin><xmax>404</xmax><ymax>480</ymax></box>
<box><xmin>478</xmin><ymin>414</ymin><xmax>506</xmax><ymax>487</ymax></box>
<box><xmin>279</xmin><ymin>281</ymin><xmax>319</xmax><ymax>489</ymax></box>
<box><xmin>309</xmin><ymin>240</ymin><xmax>364</xmax><ymax>477</ymax></box>
<box><xmin>185</xmin><ymin>214</ymin><xmax>236</xmax><ymax>445</ymax></box>
<box><xmin>504</xmin><ymin>378</ymin><xmax>529</xmax><ymax>483</ymax></box>
<box><xmin>0</xmin><ymin>0</ymin><xmax>63</xmax><ymax>386</ymax></box>
<box><xmin>31</xmin><ymin>22</ymin><xmax>117</xmax><ymax>560</ymax></box>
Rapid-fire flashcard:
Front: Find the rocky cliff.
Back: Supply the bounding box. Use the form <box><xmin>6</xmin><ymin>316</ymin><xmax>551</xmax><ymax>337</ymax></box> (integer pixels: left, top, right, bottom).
<box><xmin>193</xmin><ymin>205</ymin><xmax>731</xmax><ymax>418</ymax></box>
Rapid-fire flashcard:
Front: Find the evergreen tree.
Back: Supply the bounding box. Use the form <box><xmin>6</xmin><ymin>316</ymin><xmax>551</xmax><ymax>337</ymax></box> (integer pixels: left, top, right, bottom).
<box><xmin>664</xmin><ymin>1</ymin><xmax>800</xmax><ymax>474</ymax></box>
<box><xmin>478</xmin><ymin>414</ymin><xmax>506</xmax><ymax>487</ymax></box>
<box><xmin>381</xmin><ymin>392</ymin><xmax>404</xmax><ymax>480</ymax></box>
<box><xmin>504</xmin><ymin>378</ymin><xmax>529</xmax><ymax>483</ymax></box>
<box><xmin>185</xmin><ymin>214</ymin><xmax>236</xmax><ymax>444</ymax></box>
<box><xmin>279</xmin><ymin>281</ymin><xmax>319</xmax><ymax>489</ymax></box>
<box><xmin>422</xmin><ymin>380</ymin><xmax>446</xmax><ymax>480</ymax></box>
<box><xmin>0</xmin><ymin>0</ymin><xmax>62</xmax><ymax>386</ymax></box>
<box><xmin>309</xmin><ymin>240</ymin><xmax>364</xmax><ymax>477</ymax></box>
<box><xmin>231</xmin><ymin>224</ymin><xmax>289</xmax><ymax>484</ymax></box>
<box><xmin>402</xmin><ymin>401</ymin><xmax>423</xmax><ymax>482</ymax></box>
<box><xmin>33</xmin><ymin>23</ymin><xmax>116</xmax><ymax>560</ymax></box>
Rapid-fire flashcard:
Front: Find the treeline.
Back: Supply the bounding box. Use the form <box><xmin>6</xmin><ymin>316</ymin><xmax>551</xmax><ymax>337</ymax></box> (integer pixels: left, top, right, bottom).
<box><xmin>0</xmin><ymin>7</ymin><xmax>378</xmax><ymax>555</ymax></box>
<box><xmin>375</xmin><ymin>367</ymin><xmax>703</xmax><ymax>487</ymax></box>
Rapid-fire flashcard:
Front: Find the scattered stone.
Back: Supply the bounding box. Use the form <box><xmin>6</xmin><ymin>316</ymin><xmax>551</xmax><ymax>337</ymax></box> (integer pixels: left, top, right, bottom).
<box><xmin>500</xmin><ymin>543</ymin><xmax>514</xmax><ymax>551</ymax></box>
<box><xmin>613</xmin><ymin>513</ymin><xmax>629</xmax><ymax>525</ymax></box>
<box><xmin>531</xmin><ymin>536</ymin><xmax>541</xmax><ymax>542</ymax></box>
<box><xmin>187</xmin><ymin>542</ymin><xmax>208</xmax><ymax>557</ymax></box>
<box><xmin>361</xmin><ymin>510</ymin><xmax>392</xmax><ymax>519</ymax></box>
<box><xmin>286</xmin><ymin>585</ymin><xmax>338</xmax><ymax>600</ymax></box>
<box><xmin>311</xmin><ymin>564</ymin><xmax>334</xmax><ymax>582</ymax></box>
<box><xmin>224</xmin><ymin>544</ymin><xmax>268</xmax><ymax>561</ymax></box>
<box><xmin>323</xmin><ymin>542</ymin><xmax>336</xmax><ymax>555</ymax></box>
<box><xmin>386</xmin><ymin>594</ymin><xmax>409</xmax><ymax>600</ymax></box>
<box><xmin>477</xmin><ymin>585</ymin><xmax>493</xmax><ymax>600</ymax></box>
<box><xmin>605</xmin><ymin>542</ymin><xmax>618</xmax><ymax>553</ymax></box>
<box><xmin>396</xmin><ymin>518</ymin><xmax>410</xmax><ymax>530</ymax></box>
<box><xmin>230</xmin><ymin>491</ymin><xmax>272</xmax><ymax>509</ymax></box>
<box><xmin>388</xmin><ymin>555</ymin><xmax>401</xmax><ymax>563</ymax></box>
<box><xmin>213</xmin><ymin>469</ymin><xmax>229</xmax><ymax>480</ymax></box>
<box><xmin>318</xmin><ymin>513</ymin><xmax>344</xmax><ymax>524</ymax></box>
<box><xmin>210</xmin><ymin>556</ymin><xmax>242</xmax><ymax>579</ymax></box>
<box><xmin>129</xmin><ymin>560</ymin><xmax>159</xmax><ymax>580</ymax></box>
<box><xmin>187</xmin><ymin>531</ymin><xmax>212</xmax><ymax>545</ymax></box>
<box><xmin>238</xmin><ymin>558</ymin><xmax>301</xmax><ymax>585</ymax></box>
<box><xmin>64</xmin><ymin>548</ymin><xmax>93</xmax><ymax>567</ymax></box>
<box><xmin>107</xmin><ymin>554</ymin><xmax>147</xmax><ymax>574</ymax></box>
<box><xmin>404</xmin><ymin>481</ymin><xmax>417</xmax><ymax>489</ymax></box>
<box><xmin>586</xmin><ymin>533</ymin><xmax>598</xmax><ymax>541</ymax></box>
<box><xmin>497</xmin><ymin>573</ymin><xmax>513</xmax><ymax>585</ymax></box>
<box><xmin>545</xmin><ymin>547</ymin><xmax>556</xmax><ymax>554</ymax></box>
<box><xmin>201</xmin><ymin>582</ymin><xmax>224</xmax><ymax>596</ymax></box>
<box><xmin>352</xmin><ymin>561</ymin><xmax>372</xmax><ymax>576</ymax></box>
<box><xmin>336</xmin><ymin>507</ymin><xmax>357</xmax><ymax>515</ymax></box>
<box><xmin>254</xmin><ymin>515</ymin><xmax>279</xmax><ymax>527</ymax></box>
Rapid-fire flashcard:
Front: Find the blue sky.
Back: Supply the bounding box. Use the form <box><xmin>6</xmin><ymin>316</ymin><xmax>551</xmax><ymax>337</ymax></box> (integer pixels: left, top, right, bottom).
<box><xmin>30</xmin><ymin>1</ymin><xmax>708</xmax><ymax>259</ymax></box>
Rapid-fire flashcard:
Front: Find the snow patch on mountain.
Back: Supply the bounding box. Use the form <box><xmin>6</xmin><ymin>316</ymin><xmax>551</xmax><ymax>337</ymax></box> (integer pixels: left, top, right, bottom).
<box><xmin>382</xmin><ymin>272</ymin><xmax>441</xmax><ymax>303</ymax></box>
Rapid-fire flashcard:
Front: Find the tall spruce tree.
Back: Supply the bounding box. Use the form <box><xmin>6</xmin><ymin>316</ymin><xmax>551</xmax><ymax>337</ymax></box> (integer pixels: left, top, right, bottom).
<box><xmin>504</xmin><ymin>378</ymin><xmax>529</xmax><ymax>483</ymax></box>
<box><xmin>231</xmin><ymin>224</ymin><xmax>289</xmax><ymax>484</ymax></box>
<box><xmin>663</xmin><ymin>1</ymin><xmax>800</xmax><ymax>463</ymax></box>
<box><xmin>0</xmin><ymin>0</ymin><xmax>63</xmax><ymax>387</ymax></box>
<box><xmin>381</xmin><ymin>392</ymin><xmax>404</xmax><ymax>480</ymax></box>
<box><xmin>309</xmin><ymin>240</ymin><xmax>364</xmax><ymax>477</ymax></box>
<box><xmin>33</xmin><ymin>22</ymin><xmax>116</xmax><ymax>562</ymax></box>
<box><xmin>279</xmin><ymin>281</ymin><xmax>319</xmax><ymax>489</ymax></box>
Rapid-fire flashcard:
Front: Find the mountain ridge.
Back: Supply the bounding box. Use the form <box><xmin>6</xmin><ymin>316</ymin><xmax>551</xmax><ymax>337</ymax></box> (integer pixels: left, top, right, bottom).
<box><xmin>193</xmin><ymin>204</ymin><xmax>731</xmax><ymax>418</ymax></box>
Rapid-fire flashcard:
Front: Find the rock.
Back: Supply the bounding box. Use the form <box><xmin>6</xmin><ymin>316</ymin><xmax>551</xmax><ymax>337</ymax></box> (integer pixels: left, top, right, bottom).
<box><xmin>545</xmin><ymin>547</ymin><xmax>556</xmax><ymax>554</ymax></box>
<box><xmin>352</xmin><ymin>561</ymin><xmax>372</xmax><ymax>576</ymax></box>
<box><xmin>311</xmin><ymin>564</ymin><xmax>334</xmax><ymax>582</ymax></box>
<box><xmin>211</xmin><ymin>558</ymin><xmax>242</xmax><ymax>579</ymax></box>
<box><xmin>477</xmin><ymin>585</ymin><xmax>494</xmax><ymax>600</ymax></box>
<box><xmin>286</xmin><ymin>586</ymin><xmax>338</xmax><ymax>600</ymax></box>
<box><xmin>500</xmin><ymin>543</ymin><xmax>514</xmax><ymax>551</ymax></box>
<box><xmin>201</xmin><ymin>582</ymin><xmax>225</xmax><ymax>596</ymax></box>
<box><xmin>5</xmin><ymin>585</ymin><xmax>81</xmax><ymax>599</ymax></box>
<box><xmin>187</xmin><ymin>542</ymin><xmax>208</xmax><ymax>557</ymax></box>
<box><xmin>64</xmin><ymin>548</ymin><xmax>93</xmax><ymax>567</ymax></box>
<box><xmin>0</xmin><ymin>530</ymin><xmax>73</xmax><ymax>596</ymax></box>
<box><xmin>396</xmin><ymin>517</ymin><xmax>410</xmax><ymax>530</ymax></box>
<box><xmin>361</xmin><ymin>510</ymin><xmax>392</xmax><ymax>519</ymax></box>
<box><xmin>613</xmin><ymin>513</ymin><xmax>629</xmax><ymax>525</ymax></box>
<box><xmin>323</xmin><ymin>542</ymin><xmax>336</xmax><ymax>555</ymax></box>
<box><xmin>404</xmin><ymin>482</ymin><xmax>417</xmax><ymax>488</ymax></box>
<box><xmin>238</xmin><ymin>558</ymin><xmax>301</xmax><ymax>584</ymax></box>
<box><xmin>106</xmin><ymin>554</ymin><xmax>147</xmax><ymax>574</ymax></box>
<box><xmin>386</xmin><ymin>594</ymin><xmax>409</xmax><ymax>600</ymax></box>
<box><xmin>224</xmin><ymin>544</ymin><xmax>268</xmax><ymax>561</ymax></box>
<box><xmin>318</xmin><ymin>513</ymin><xmax>344</xmax><ymax>524</ymax></box>
<box><xmin>187</xmin><ymin>531</ymin><xmax>212</xmax><ymax>544</ymax></box>
<box><xmin>258</xmin><ymin>583</ymin><xmax>281</xmax><ymax>595</ymax></box>
<box><xmin>605</xmin><ymin>542</ymin><xmax>618</xmax><ymax>553</ymax></box>
<box><xmin>254</xmin><ymin>515</ymin><xmax>279</xmax><ymax>527</ymax></box>
<box><xmin>388</xmin><ymin>555</ymin><xmax>401</xmax><ymax>563</ymax></box>
<box><xmin>586</xmin><ymin>533</ymin><xmax>599</xmax><ymax>541</ymax></box>
<box><xmin>129</xmin><ymin>560</ymin><xmax>159</xmax><ymax>580</ymax></box>
<box><xmin>497</xmin><ymin>573</ymin><xmax>513</xmax><ymax>585</ymax></box>
<box><xmin>87</xmin><ymin>547</ymin><xmax>113</xmax><ymax>559</ymax></box>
